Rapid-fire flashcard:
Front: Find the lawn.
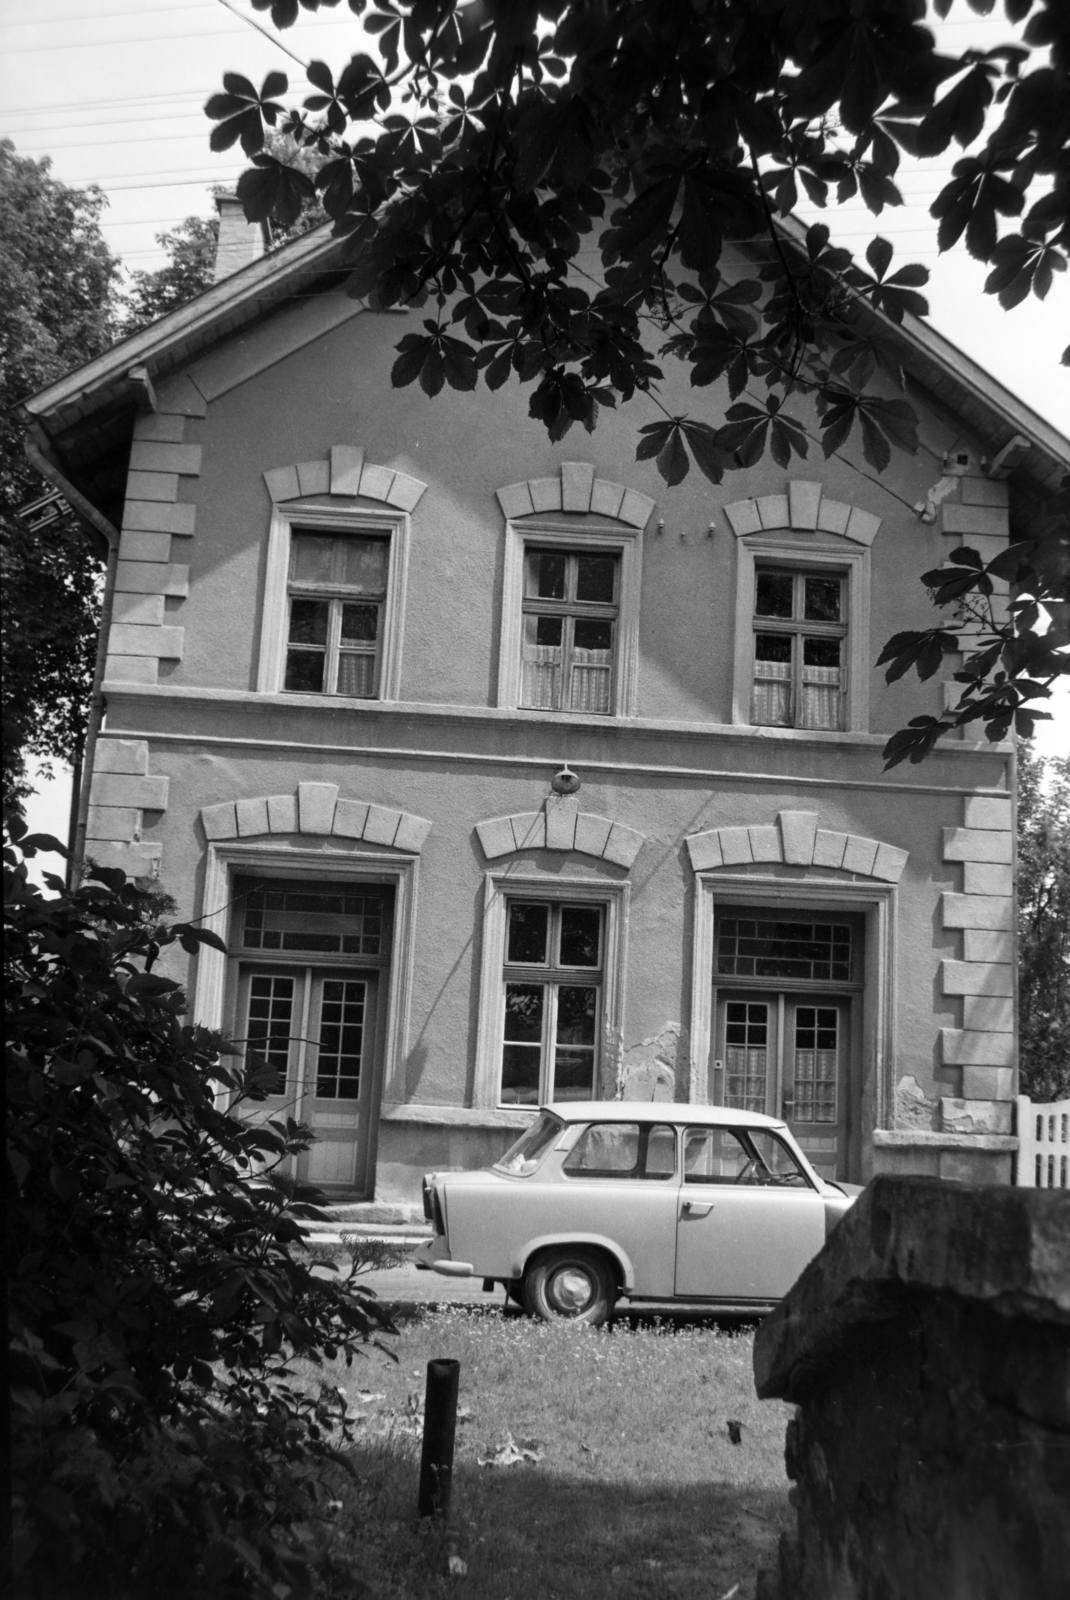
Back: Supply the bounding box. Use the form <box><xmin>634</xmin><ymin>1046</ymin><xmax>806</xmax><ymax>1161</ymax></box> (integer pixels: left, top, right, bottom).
<box><xmin>306</xmin><ymin>1305</ymin><xmax>793</xmax><ymax>1600</ymax></box>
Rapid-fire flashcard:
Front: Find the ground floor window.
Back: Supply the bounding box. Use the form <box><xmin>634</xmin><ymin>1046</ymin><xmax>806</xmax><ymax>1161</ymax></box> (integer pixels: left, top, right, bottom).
<box><xmin>500</xmin><ymin>898</ymin><xmax>605</xmax><ymax>1105</ymax></box>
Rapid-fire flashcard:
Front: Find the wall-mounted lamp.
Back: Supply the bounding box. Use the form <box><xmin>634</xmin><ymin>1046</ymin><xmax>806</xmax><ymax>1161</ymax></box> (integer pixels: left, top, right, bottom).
<box><xmin>551</xmin><ymin>765</ymin><xmax>581</xmax><ymax>795</ymax></box>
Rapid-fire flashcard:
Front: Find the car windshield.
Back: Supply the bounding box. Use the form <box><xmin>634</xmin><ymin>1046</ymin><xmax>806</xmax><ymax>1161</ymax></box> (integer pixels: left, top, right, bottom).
<box><xmin>494</xmin><ymin>1111</ymin><xmax>563</xmax><ymax>1176</ymax></box>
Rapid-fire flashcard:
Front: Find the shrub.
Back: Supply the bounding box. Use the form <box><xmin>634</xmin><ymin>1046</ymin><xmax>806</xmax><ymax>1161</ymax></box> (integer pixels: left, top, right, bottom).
<box><xmin>5</xmin><ymin>819</ymin><xmax>393</xmax><ymax>1598</ymax></box>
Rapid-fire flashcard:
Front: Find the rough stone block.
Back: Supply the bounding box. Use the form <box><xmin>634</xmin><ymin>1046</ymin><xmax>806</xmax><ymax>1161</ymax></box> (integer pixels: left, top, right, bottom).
<box><xmin>962</xmin><ymin>1065</ymin><xmax>1015</xmax><ymax>1100</ymax></box>
<box><xmin>264</xmin><ymin>465</ymin><xmax>301</xmax><ymax>504</ymax></box>
<box><xmin>940</xmin><ymin>1097</ymin><xmax>1013</xmax><ymax>1135</ymax></box>
<box><xmin>475</xmin><ymin>816</ymin><xmax>515</xmax><ymax>859</ymax></box>
<box><xmin>86</xmin><ymin>806</ymin><xmax>139</xmax><ymax>841</ymax></box>
<box><xmin>496</xmin><ymin>482</ymin><xmax>535</xmax><ymax>519</ymax></box>
<box><xmin>872</xmin><ymin>843</ymin><xmax>909</xmax><ymax>883</ymax></box>
<box><xmin>94</xmin><ymin>739</ymin><xmax>148</xmax><ymax>775</ymax></box>
<box><xmin>122</xmin><ymin>499</ymin><xmax>196</xmax><ymax>534</ymax></box>
<box><xmin>575</xmin><ymin>813</ymin><xmax>614</xmax><ymax>859</ymax></box>
<box><xmin>129</xmin><ymin>441</ymin><xmax>202</xmax><ymax>476</ymax></box>
<box><xmin>545</xmin><ymin>794</ymin><xmax>578</xmax><ymax>851</ymax></box>
<box><xmin>333</xmin><ymin>798</ymin><xmax>370</xmax><ymax>839</ymax></box>
<box><xmin>871</xmin><ymin>1144</ymin><xmax>941</xmax><ymax>1178</ymax></box>
<box><xmin>757</xmin><ymin>493</ymin><xmax>790</xmax><ymax>530</ymax></box>
<box><xmin>113</xmin><ymin>592</ymin><xmax>165</xmax><ymax>626</ymax></box>
<box><xmin>964</xmin><ymin>795</ymin><xmax>1013</xmax><ymax>831</ymax></box>
<box><xmin>779</xmin><ymin>810</ymin><xmax>819</xmax><ymax>865</ymax></box>
<box><xmin>330</xmin><ymin>445</ymin><xmax>364</xmax><ymax>495</ymax></box>
<box><xmin>618</xmin><ymin>488</ymin><xmax>654</xmax><ymax>528</ymax></box>
<box><xmin>719</xmin><ymin>826</ymin><xmax>753</xmax><ymax>865</ymax></box>
<box><xmin>845</xmin><ymin>507</ymin><xmax>881</xmax><ymax>546</ymax></box>
<box><xmin>816</xmin><ymin>498</ymin><xmax>851</xmax><ymax>535</ymax></box>
<box><xmin>942</xmin><ymin>1028</ymin><xmax>1015</xmax><ymax>1067</ymax></box>
<box><xmin>749</xmin><ymin>824</ymin><xmax>782</xmax><ymax>862</ymax></box>
<box><xmin>108</xmin><ymin>623</ymin><xmax>184</xmax><ymax>659</ymax></box>
<box><xmin>685</xmin><ymin>829</ymin><xmax>723</xmax><ymax>871</ymax></box>
<box><xmin>528</xmin><ymin>476</ymin><xmax>562</xmax><ymax>512</ymax></box>
<box><xmin>724</xmin><ymin>499</ymin><xmax>762</xmax><ymax>536</ymax></box>
<box><xmin>297</xmin><ymin>781</ymin><xmax>338</xmax><ymax>835</ymax></box>
<box><xmin>813</xmin><ymin>830</ymin><xmax>847</xmax><ymax>869</ymax></box>
<box><xmin>962</xmin><ymin>994</ymin><xmax>1015</xmax><ymax>1032</ymax></box>
<box><xmin>267</xmin><ymin>793</ymin><xmax>298</xmax><ymax>832</ymax></box>
<box><xmin>602</xmin><ymin>822</ymin><xmax>644</xmax><ymax>868</ymax></box>
<box><xmin>133</xmin><ymin>412</ymin><xmax>186</xmax><ymax>443</ymax></box>
<box><xmin>943</xmin><ymin>827</ymin><xmax>1013</xmax><ymax>864</ymax></box>
<box><xmin>963</xmin><ymin>861</ymin><xmax>1014</xmax><ymax>896</ymax></box>
<box><xmin>201</xmin><ymin>802</ymin><xmax>237</xmax><ymax>841</ymax></box>
<box><xmin>942</xmin><ymin>893</ymin><xmax>1013</xmax><ymax>930</ymax></box>
<box><xmin>788</xmin><ymin>481</ymin><xmax>822</xmax><ymax>530</ymax></box>
<box><xmin>104</xmin><ymin>655</ymin><xmax>158</xmax><ymax>684</ymax></box>
<box><xmin>938</xmin><ymin>1147</ymin><xmax>1012</xmax><ymax>1184</ymax></box>
<box><xmin>961</xmin><ymin>475</ymin><xmax>1009</xmax><ymax>508</ymax></box>
<box><xmin>393</xmin><ymin>812</ymin><xmax>432</xmax><ymax>852</ymax></box>
<box><xmin>842</xmin><ymin>835</ymin><xmax>879</xmax><ymax>876</ymax></box>
<box><xmin>86</xmin><ymin>841</ymin><xmax>162</xmax><ymax>879</ymax></box>
<box><xmin>119</xmin><ymin>530</ymin><xmax>171</xmax><ymax>563</ymax></box>
<box><xmin>359</xmin><ymin>464</ymin><xmax>395</xmax><ymax>501</ymax></box>
<box><xmin>296</xmin><ymin>459</ymin><xmax>330</xmax><ymax>497</ymax></box>
<box><xmin>116</xmin><ymin>560</ymin><xmax>188</xmax><ymax>596</ymax></box>
<box><xmin>362</xmin><ymin>804</ymin><xmax>400</xmax><ymax>846</ymax></box>
<box><xmin>510</xmin><ymin>812</ymin><xmax>545</xmax><ymax>851</ymax></box>
<box><xmin>126</xmin><ymin>471</ymin><xmax>179</xmax><ymax>502</ymax></box>
<box><xmin>590</xmin><ymin>478</ymin><xmax>625</xmax><ymax>519</ymax></box>
<box><xmin>90</xmin><ymin>773</ymin><xmax>169</xmax><ymax>810</ymax></box>
<box><xmin>942</xmin><ymin>959</ymin><xmax>1013</xmax><ymax>997</ymax></box>
<box><xmin>561</xmin><ymin>461</ymin><xmax>595</xmax><ymax>512</ymax></box>
<box><xmin>236</xmin><ymin>797</ymin><xmax>270</xmax><ymax>837</ymax></box>
<box><xmin>386</xmin><ymin>471</ymin><xmax>427</xmax><ymax>511</ymax></box>
<box><xmin>942</xmin><ymin>502</ymin><xmax>1009</xmax><ymax>538</ymax></box>
<box><xmin>964</xmin><ymin>929</ymin><xmax>1014</xmax><ymax>963</ymax></box>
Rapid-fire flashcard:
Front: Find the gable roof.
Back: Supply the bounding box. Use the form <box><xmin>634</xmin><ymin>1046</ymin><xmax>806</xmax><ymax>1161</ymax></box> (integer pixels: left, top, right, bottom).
<box><xmin>20</xmin><ymin>212</ymin><xmax>1069</xmax><ymax>529</ymax></box>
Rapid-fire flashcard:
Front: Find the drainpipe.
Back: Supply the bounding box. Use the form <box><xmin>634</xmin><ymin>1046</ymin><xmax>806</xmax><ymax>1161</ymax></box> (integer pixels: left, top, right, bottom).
<box><xmin>22</xmin><ymin>437</ymin><xmax>121</xmax><ymax>884</ymax></box>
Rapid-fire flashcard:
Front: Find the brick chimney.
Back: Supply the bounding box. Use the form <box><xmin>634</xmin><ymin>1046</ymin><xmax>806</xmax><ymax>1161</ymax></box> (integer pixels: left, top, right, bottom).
<box><xmin>212</xmin><ymin>192</ymin><xmax>264</xmax><ymax>282</ymax></box>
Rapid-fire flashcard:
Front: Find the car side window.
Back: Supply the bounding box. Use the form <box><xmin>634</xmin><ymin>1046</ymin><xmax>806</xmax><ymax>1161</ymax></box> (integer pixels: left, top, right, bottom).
<box><xmin>683</xmin><ymin>1126</ymin><xmax>811</xmax><ymax>1187</ymax></box>
<box><xmin>562</xmin><ymin>1122</ymin><xmax>677</xmax><ymax>1180</ymax></box>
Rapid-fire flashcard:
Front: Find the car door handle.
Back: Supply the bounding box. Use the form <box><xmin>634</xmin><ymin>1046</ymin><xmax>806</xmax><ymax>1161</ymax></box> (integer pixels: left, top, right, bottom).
<box><xmin>681</xmin><ymin>1200</ymin><xmax>713</xmax><ymax>1217</ymax></box>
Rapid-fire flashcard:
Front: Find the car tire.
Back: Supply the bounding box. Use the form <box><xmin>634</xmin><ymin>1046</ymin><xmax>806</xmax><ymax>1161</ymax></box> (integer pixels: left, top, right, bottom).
<box><xmin>522</xmin><ymin>1247</ymin><xmax>617</xmax><ymax>1327</ymax></box>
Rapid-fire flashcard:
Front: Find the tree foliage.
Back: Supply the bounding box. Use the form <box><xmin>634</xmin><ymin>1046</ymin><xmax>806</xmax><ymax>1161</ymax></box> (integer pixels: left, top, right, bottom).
<box><xmin>0</xmin><ymin>141</ymin><xmax>120</xmax><ymax>812</ymax></box>
<box><xmin>1017</xmin><ymin>740</ymin><xmax>1070</xmax><ymax>1102</ymax></box>
<box><xmin>122</xmin><ymin>214</ymin><xmax>221</xmax><ymax>333</ymax></box>
<box><xmin>211</xmin><ymin>0</ymin><xmax>1069</xmax><ymax>764</ymax></box>
<box><xmin>6</xmin><ymin>821</ymin><xmax>393</xmax><ymax>1598</ymax></box>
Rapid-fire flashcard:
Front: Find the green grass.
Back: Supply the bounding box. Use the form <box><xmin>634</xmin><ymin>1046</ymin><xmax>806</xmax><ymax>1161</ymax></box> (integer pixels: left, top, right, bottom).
<box><xmin>305</xmin><ymin>1306</ymin><xmax>793</xmax><ymax>1600</ymax></box>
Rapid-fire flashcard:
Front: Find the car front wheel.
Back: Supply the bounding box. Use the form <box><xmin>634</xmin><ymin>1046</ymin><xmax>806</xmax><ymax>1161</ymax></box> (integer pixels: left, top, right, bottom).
<box><xmin>523</xmin><ymin>1247</ymin><xmax>616</xmax><ymax>1327</ymax></box>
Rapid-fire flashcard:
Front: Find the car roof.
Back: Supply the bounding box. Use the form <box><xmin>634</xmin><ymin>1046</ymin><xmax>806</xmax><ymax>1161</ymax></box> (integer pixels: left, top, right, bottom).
<box><xmin>537</xmin><ymin>1102</ymin><xmax>787</xmax><ymax>1129</ymax></box>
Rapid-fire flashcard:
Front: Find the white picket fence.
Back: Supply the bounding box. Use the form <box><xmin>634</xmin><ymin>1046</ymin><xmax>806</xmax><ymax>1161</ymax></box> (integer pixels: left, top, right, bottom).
<box><xmin>1016</xmin><ymin>1095</ymin><xmax>1070</xmax><ymax>1188</ymax></box>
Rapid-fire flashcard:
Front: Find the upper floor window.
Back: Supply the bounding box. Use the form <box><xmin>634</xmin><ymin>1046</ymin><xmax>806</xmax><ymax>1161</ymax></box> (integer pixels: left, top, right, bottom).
<box><xmin>284</xmin><ymin>530</ymin><xmax>390</xmax><ymax>697</ymax></box>
<box><xmin>521</xmin><ymin>548</ymin><xmax>620</xmax><ymax>714</ymax></box>
<box><xmin>752</xmin><ymin>567</ymin><xmax>846</xmax><ymax>731</ymax></box>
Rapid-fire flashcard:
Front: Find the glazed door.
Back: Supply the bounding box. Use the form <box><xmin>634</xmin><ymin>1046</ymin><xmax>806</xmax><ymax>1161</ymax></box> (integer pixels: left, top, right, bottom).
<box><xmin>714</xmin><ymin>993</ymin><xmax>850</xmax><ymax>1180</ymax></box>
<box><xmin>236</xmin><ymin>965</ymin><xmax>379</xmax><ymax>1194</ymax></box>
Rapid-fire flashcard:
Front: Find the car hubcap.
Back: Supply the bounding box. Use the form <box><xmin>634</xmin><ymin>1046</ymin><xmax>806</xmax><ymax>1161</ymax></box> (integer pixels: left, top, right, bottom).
<box><xmin>550</xmin><ymin>1267</ymin><xmax>593</xmax><ymax>1313</ymax></box>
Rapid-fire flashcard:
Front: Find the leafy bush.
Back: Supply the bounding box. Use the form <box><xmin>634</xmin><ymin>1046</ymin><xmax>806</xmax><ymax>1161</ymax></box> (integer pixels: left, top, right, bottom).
<box><xmin>5</xmin><ymin>819</ymin><xmax>393</xmax><ymax>1598</ymax></box>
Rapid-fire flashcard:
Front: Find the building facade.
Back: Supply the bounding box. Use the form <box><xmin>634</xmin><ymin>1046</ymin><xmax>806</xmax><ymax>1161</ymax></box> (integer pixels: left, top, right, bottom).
<box><xmin>22</xmin><ymin>220</ymin><xmax>1069</xmax><ymax>1201</ymax></box>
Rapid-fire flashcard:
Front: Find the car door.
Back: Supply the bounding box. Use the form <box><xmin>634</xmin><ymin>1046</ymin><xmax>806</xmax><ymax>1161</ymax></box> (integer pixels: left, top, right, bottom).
<box><xmin>674</xmin><ymin>1124</ymin><xmax>825</xmax><ymax>1301</ymax></box>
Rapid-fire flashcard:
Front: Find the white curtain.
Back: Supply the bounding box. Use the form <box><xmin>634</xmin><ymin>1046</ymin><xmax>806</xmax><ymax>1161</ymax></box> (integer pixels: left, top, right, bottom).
<box><xmin>794</xmin><ymin>1049</ymin><xmax>837</xmax><ymax>1122</ymax></box>
<box><xmin>752</xmin><ymin>659</ymin><xmax>791</xmax><ymax>726</ymax></box>
<box><xmin>336</xmin><ymin>651</ymin><xmax>377</xmax><ymax>698</ymax></box>
<box><xmin>725</xmin><ymin>1046</ymin><xmax>767</xmax><ymax>1113</ymax></box>
<box><xmin>521</xmin><ymin>643</ymin><xmax>562</xmax><ymax>709</ymax></box>
<box><xmin>800</xmin><ymin>664</ymin><xmax>842</xmax><ymax>730</ymax></box>
<box><xmin>570</xmin><ymin>647</ymin><xmax>612</xmax><ymax>713</ymax></box>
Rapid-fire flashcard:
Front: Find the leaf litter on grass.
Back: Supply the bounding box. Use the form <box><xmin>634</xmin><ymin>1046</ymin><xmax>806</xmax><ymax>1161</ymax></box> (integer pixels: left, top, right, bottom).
<box><xmin>294</xmin><ymin>1306</ymin><xmax>792</xmax><ymax>1599</ymax></box>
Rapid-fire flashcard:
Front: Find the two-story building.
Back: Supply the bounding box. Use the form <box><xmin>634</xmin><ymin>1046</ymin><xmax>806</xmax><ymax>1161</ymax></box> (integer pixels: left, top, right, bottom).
<box><xmin>21</xmin><ymin>205</ymin><xmax>1069</xmax><ymax>1203</ymax></box>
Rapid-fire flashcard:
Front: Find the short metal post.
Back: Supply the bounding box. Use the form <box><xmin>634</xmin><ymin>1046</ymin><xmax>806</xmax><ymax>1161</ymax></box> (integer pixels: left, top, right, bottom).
<box><xmin>418</xmin><ymin>1358</ymin><xmax>460</xmax><ymax>1518</ymax></box>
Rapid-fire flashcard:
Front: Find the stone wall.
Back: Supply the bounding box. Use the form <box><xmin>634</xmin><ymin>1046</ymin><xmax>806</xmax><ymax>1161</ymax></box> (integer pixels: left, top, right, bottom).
<box><xmin>753</xmin><ymin>1177</ymin><xmax>1070</xmax><ymax>1600</ymax></box>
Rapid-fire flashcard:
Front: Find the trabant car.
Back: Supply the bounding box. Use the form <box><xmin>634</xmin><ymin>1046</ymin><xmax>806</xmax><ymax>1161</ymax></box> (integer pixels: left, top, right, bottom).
<box><xmin>414</xmin><ymin>1103</ymin><xmax>860</xmax><ymax>1325</ymax></box>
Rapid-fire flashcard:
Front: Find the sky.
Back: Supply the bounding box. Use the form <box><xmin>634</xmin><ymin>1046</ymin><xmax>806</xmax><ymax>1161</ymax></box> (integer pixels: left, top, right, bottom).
<box><xmin>2</xmin><ymin>0</ymin><xmax>1067</xmax><ymax>861</ymax></box>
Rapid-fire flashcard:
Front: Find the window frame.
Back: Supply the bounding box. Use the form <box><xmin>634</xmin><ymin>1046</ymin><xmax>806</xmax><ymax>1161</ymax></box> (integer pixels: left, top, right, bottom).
<box><xmin>497</xmin><ymin>517</ymin><xmax>643</xmax><ymax>718</ymax></box>
<box><xmin>751</xmin><ymin>567</ymin><xmax>849</xmax><ymax>732</ymax></box>
<box><xmin>473</xmin><ymin>872</ymin><xmax>630</xmax><ymax>1110</ymax></box>
<box><xmin>732</xmin><ymin>537</ymin><xmax>869</xmax><ymax>734</ymax></box>
<box><xmin>257</xmin><ymin>503</ymin><xmax>410</xmax><ymax>700</ymax></box>
<box><xmin>500</xmin><ymin>898</ymin><xmax>607</xmax><ymax>1106</ymax></box>
<box><xmin>520</xmin><ymin>547</ymin><xmax>621</xmax><ymax>715</ymax></box>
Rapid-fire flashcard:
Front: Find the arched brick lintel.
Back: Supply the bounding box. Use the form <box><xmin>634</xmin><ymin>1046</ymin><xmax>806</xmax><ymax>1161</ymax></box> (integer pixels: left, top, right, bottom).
<box><xmin>476</xmin><ymin>810</ymin><xmax>645</xmax><ymax>869</ymax></box>
<box><xmin>495</xmin><ymin>461</ymin><xmax>654</xmax><ymax>529</ymax></box>
<box><xmin>686</xmin><ymin>809</ymin><xmax>907</xmax><ymax>882</ymax></box>
<box><xmin>200</xmin><ymin>782</ymin><xmax>432</xmax><ymax>853</ymax></box>
<box><xmin>263</xmin><ymin>445</ymin><xmax>427</xmax><ymax>512</ymax></box>
<box><xmin>723</xmin><ymin>479</ymin><xmax>881</xmax><ymax>546</ymax></box>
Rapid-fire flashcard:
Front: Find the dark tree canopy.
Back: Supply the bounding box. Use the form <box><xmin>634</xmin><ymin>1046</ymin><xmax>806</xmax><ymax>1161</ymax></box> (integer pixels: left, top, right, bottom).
<box><xmin>122</xmin><ymin>214</ymin><xmax>220</xmax><ymax>333</ymax></box>
<box><xmin>211</xmin><ymin>0</ymin><xmax>1070</xmax><ymax>765</ymax></box>
<box><xmin>0</xmin><ymin>141</ymin><xmax>121</xmax><ymax>812</ymax></box>
<box><xmin>1017</xmin><ymin>741</ymin><xmax>1070</xmax><ymax>1102</ymax></box>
